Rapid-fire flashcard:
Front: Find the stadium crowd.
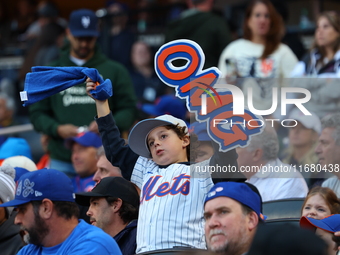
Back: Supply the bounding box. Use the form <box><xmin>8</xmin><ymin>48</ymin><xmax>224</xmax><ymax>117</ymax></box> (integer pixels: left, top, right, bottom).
<box><xmin>1</xmin><ymin>0</ymin><xmax>340</xmax><ymax>254</ymax></box>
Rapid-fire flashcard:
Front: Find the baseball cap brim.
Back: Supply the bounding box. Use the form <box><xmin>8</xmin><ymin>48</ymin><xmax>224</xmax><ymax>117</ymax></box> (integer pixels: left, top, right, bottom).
<box><xmin>75</xmin><ymin>191</ymin><xmax>106</xmax><ymax>206</ymax></box>
<box><xmin>300</xmin><ymin>216</ymin><xmax>335</xmax><ymax>233</ymax></box>
<box><xmin>128</xmin><ymin>119</ymin><xmax>175</xmax><ymax>158</ymax></box>
<box><xmin>141</xmin><ymin>104</ymin><xmax>160</xmax><ymax>117</ymax></box>
<box><xmin>0</xmin><ymin>198</ymin><xmax>31</xmax><ymax>208</ymax></box>
<box><xmin>70</xmin><ymin>30</ymin><xmax>99</xmax><ymax>37</ymax></box>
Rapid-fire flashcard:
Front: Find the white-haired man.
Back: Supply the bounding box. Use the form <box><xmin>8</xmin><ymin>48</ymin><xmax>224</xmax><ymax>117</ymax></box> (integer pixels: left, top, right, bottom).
<box><xmin>236</xmin><ymin>125</ymin><xmax>308</xmax><ymax>202</ymax></box>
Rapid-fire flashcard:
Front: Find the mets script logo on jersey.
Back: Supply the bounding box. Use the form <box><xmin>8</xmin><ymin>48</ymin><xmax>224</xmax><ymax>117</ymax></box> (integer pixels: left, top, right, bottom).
<box><xmin>154</xmin><ymin>39</ymin><xmax>263</xmax><ymax>151</ymax></box>
<box><xmin>141</xmin><ymin>174</ymin><xmax>190</xmax><ymax>203</ymax></box>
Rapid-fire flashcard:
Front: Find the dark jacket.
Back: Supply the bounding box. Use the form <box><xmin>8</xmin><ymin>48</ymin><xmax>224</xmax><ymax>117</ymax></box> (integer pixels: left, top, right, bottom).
<box><xmin>301</xmin><ymin>49</ymin><xmax>340</xmax><ymax>76</ymax></box>
<box><xmin>114</xmin><ymin>220</ymin><xmax>137</xmax><ymax>255</ymax></box>
<box><xmin>29</xmin><ymin>45</ymin><xmax>137</xmax><ymax>163</ymax></box>
<box><xmin>0</xmin><ymin>213</ymin><xmax>24</xmax><ymax>255</ymax></box>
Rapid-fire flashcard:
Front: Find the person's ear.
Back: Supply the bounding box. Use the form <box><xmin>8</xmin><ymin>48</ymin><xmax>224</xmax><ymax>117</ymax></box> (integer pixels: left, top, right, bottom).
<box><xmin>112</xmin><ymin>199</ymin><xmax>123</xmax><ymax>213</ymax></box>
<box><xmin>252</xmin><ymin>148</ymin><xmax>263</xmax><ymax>162</ymax></box>
<box><xmin>182</xmin><ymin>135</ymin><xmax>190</xmax><ymax>148</ymax></box>
<box><xmin>247</xmin><ymin>211</ymin><xmax>259</xmax><ymax>231</ymax></box>
<box><xmin>40</xmin><ymin>199</ymin><xmax>54</xmax><ymax>219</ymax></box>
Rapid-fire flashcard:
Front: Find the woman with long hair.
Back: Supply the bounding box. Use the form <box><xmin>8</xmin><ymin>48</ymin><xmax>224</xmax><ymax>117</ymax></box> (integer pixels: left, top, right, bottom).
<box><xmin>292</xmin><ymin>11</ymin><xmax>340</xmax><ymax>77</ymax></box>
<box><xmin>218</xmin><ymin>0</ymin><xmax>298</xmax><ymax>112</ymax></box>
<box><xmin>291</xmin><ymin>11</ymin><xmax>340</xmax><ymax>118</ymax></box>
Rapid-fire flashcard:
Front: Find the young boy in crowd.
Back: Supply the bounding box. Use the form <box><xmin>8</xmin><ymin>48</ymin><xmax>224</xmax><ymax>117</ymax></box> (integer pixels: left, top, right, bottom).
<box><xmin>85</xmin><ymin>78</ymin><xmax>241</xmax><ymax>253</ymax></box>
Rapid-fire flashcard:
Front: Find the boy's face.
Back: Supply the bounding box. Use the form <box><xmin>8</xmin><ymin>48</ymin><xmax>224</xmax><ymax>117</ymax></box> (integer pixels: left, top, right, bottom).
<box><xmin>147</xmin><ymin>126</ymin><xmax>189</xmax><ymax>165</ymax></box>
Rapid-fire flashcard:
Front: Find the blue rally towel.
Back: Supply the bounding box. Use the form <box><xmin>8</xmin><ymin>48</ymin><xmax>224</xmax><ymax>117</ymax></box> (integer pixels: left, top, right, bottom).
<box><xmin>20</xmin><ymin>66</ymin><xmax>113</xmax><ymax>106</ymax></box>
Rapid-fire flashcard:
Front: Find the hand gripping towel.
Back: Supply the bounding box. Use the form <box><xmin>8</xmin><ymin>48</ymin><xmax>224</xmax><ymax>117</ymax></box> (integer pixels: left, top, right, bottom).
<box><xmin>20</xmin><ymin>66</ymin><xmax>113</xmax><ymax>106</ymax></box>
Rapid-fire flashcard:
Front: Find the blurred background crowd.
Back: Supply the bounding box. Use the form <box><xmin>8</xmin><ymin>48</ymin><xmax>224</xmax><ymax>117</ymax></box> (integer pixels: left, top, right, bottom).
<box><xmin>1</xmin><ymin>0</ymin><xmax>340</xmax><ymax>254</ymax></box>
<box><xmin>1</xmin><ymin>0</ymin><xmax>339</xmax><ymax>163</ymax></box>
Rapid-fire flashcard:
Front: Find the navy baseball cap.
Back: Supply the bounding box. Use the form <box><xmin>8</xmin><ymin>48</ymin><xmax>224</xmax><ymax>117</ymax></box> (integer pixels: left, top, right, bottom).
<box><xmin>76</xmin><ymin>177</ymin><xmax>139</xmax><ymax>208</ymax></box>
<box><xmin>205</xmin><ymin>182</ymin><xmax>266</xmax><ymax>221</ymax></box>
<box><xmin>68</xmin><ymin>9</ymin><xmax>99</xmax><ymax>37</ymax></box>
<box><xmin>65</xmin><ymin>131</ymin><xmax>102</xmax><ymax>149</ymax></box>
<box><xmin>141</xmin><ymin>95</ymin><xmax>187</xmax><ymax>120</ymax></box>
<box><xmin>300</xmin><ymin>215</ymin><xmax>340</xmax><ymax>233</ymax></box>
<box><xmin>189</xmin><ymin>121</ymin><xmax>210</xmax><ymax>141</ymax></box>
<box><xmin>0</xmin><ymin>169</ymin><xmax>75</xmax><ymax>207</ymax></box>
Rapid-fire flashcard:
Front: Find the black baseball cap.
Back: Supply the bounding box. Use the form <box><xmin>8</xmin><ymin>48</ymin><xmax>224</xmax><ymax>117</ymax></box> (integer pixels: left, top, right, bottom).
<box><xmin>75</xmin><ymin>177</ymin><xmax>139</xmax><ymax>209</ymax></box>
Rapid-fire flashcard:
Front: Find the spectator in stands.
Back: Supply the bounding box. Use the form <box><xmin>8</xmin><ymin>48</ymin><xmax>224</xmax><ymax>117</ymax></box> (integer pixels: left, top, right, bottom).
<box><xmin>86</xmin><ymin>76</ymin><xmax>241</xmax><ymax>253</ymax></box>
<box><xmin>301</xmin><ymin>186</ymin><xmax>340</xmax><ymax>220</ymax></box>
<box><xmin>236</xmin><ymin>125</ymin><xmax>308</xmax><ymax>202</ymax></box>
<box><xmin>218</xmin><ymin>0</ymin><xmax>297</xmax><ymax>112</ymax></box>
<box><xmin>301</xmin><ymin>214</ymin><xmax>340</xmax><ymax>255</ymax></box>
<box><xmin>0</xmin><ymin>169</ymin><xmax>121</xmax><ymax>254</ymax></box>
<box><xmin>315</xmin><ymin>113</ymin><xmax>340</xmax><ymax>197</ymax></box>
<box><xmin>165</xmin><ymin>0</ymin><xmax>231</xmax><ymax>69</ymax></box>
<box><xmin>291</xmin><ymin>11</ymin><xmax>340</xmax><ymax>77</ymax></box>
<box><xmin>291</xmin><ymin>11</ymin><xmax>340</xmax><ymax>119</ymax></box>
<box><xmin>19</xmin><ymin>21</ymin><xmax>66</xmax><ymax>82</ymax></box>
<box><xmin>22</xmin><ymin>1</ymin><xmax>66</xmax><ymax>42</ymax></box>
<box><xmin>36</xmin><ymin>134</ymin><xmax>50</xmax><ymax>169</ymax></box>
<box><xmin>93</xmin><ymin>146</ymin><xmax>122</xmax><ymax>183</ymax></box>
<box><xmin>0</xmin><ymin>94</ymin><xmax>19</xmax><ymax>131</ymax></box>
<box><xmin>189</xmin><ymin>121</ymin><xmax>214</xmax><ymax>163</ymax></box>
<box><xmin>2</xmin><ymin>155</ymin><xmax>37</xmax><ymax>172</ymax></box>
<box><xmin>29</xmin><ymin>8</ymin><xmax>137</xmax><ymax>177</ymax></box>
<box><xmin>290</xmin><ymin>11</ymin><xmax>340</xmax><ymax>119</ymax></box>
<box><xmin>76</xmin><ymin>177</ymin><xmax>139</xmax><ymax>255</ymax></box>
<box><xmin>129</xmin><ymin>41</ymin><xmax>167</xmax><ymax>104</ymax></box>
<box><xmin>66</xmin><ymin>131</ymin><xmax>102</xmax><ymax>192</ymax></box>
<box><xmin>0</xmin><ymin>138</ymin><xmax>33</xmax><ymax>164</ymax></box>
<box><xmin>11</xmin><ymin>0</ymin><xmax>37</xmax><ymax>38</ymax></box>
<box><xmin>98</xmin><ymin>1</ymin><xmax>136</xmax><ymax>69</ymax></box>
<box><xmin>0</xmin><ymin>165</ymin><xmax>24</xmax><ymax>255</ymax></box>
<box><xmin>204</xmin><ymin>182</ymin><xmax>264</xmax><ymax>255</ymax></box>
<box><xmin>280</xmin><ymin>109</ymin><xmax>321</xmax><ymax>187</ymax></box>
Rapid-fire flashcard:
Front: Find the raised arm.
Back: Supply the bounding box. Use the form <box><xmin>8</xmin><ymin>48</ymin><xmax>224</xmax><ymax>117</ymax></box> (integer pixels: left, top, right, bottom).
<box><xmin>86</xmin><ymin>78</ymin><xmax>139</xmax><ymax>180</ymax></box>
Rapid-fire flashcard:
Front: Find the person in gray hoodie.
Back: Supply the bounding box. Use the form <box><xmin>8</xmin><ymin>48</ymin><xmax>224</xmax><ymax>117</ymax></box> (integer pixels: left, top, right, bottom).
<box><xmin>0</xmin><ymin>164</ymin><xmax>24</xmax><ymax>254</ymax></box>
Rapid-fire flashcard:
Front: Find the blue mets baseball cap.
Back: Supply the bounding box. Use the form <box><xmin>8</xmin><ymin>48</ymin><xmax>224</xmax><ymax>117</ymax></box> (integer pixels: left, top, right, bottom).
<box><xmin>300</xmin><ymin>214</ymin><xmax>340</xmax><ymax>233</ymax></box>
<box><xmin>65</xmin><ymin>131</ymin><xmax>102</xmax><ymax>149</ymax></box>
<box><xmin>68</xmin><ymin>9</ymin><xmax>99</xmax><ymax>37</ymax></box>
<box><xmin>205</xmin><ymin>182</ymin><xmax>266</xmax><ymax>221</ymax></box>
<box><xmin>0</xmin><ymin>169</ymin><xmax>75</xmax><ymax>207</ymax></box>
<box><xmin>189</xmin><ymin>121</ymin><xmax>210</xmax><ymax>141</ymax></box>
<box><xmin>141</xmin><ymin>95</ymin><xmax>187</xmax><ymax>120</ymax></box>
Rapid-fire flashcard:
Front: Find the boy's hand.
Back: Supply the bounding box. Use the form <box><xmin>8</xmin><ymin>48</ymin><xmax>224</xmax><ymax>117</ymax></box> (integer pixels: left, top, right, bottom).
<box><xmin>85</xmin><ymin>77</ymin><xmax>110</xmax><ymax>117</ymax></box>
<box><xmin>86</xmin><ymin>77</ymin><xmax>97</xmax><ymax>100</ymax></box>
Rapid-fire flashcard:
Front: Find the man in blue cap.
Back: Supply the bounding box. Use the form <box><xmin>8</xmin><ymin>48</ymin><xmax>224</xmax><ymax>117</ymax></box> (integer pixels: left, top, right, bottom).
<box><xmin>0</xmin><ymin>169</ymin><xmax>121</xmax><ymax>255</ymax></box>
<box><xmin>204</xmin><ymin>182</ymin><xmax>264</xmax><ymax>255</ymax></box>
<box><xmin>66</xmin><ymin>131</ymin><xmax>102</xmax><ymax>192</ymax></box>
